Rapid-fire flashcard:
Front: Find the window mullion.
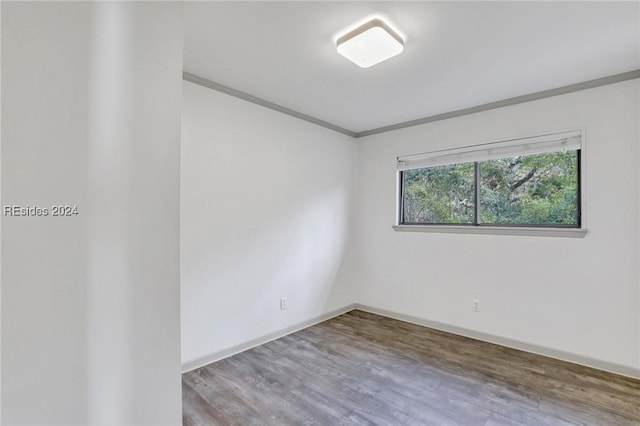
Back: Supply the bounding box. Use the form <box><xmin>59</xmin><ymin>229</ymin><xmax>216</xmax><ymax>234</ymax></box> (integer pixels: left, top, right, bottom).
<box><xmin>474</xmin><ymin>162</ymin><xmax>481</xmax><ymax>225</ymax></box>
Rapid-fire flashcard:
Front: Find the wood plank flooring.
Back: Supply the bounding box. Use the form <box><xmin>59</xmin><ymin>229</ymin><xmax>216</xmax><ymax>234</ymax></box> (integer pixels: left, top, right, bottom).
<box><xmin>182</xmin><ymin>310</ymin><xmax>640</xmax><ymax>425</ymax></box>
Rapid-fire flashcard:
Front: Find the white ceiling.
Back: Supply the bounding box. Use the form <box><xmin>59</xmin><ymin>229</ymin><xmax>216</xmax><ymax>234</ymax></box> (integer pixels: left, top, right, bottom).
<box><xmin>184</xmin><ymin>1</ymin><xmax>640</xmax><ymax>134</ymax></box>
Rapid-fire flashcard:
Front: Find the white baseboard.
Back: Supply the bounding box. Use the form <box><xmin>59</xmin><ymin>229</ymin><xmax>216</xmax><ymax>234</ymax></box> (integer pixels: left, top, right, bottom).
<box><xmin>182</xmin><ymin>302</ymin><xmax>639</xmax><ymax>380</ymax></box>
<box><xmin>181</xmin><ymin>304</ymin><xmax>357</xmax><ymax>373</ymax></box>
<box><xmin>354</xmin><ymin>303</ymin><xmax>640</xmax><ymax>380</ymax></box>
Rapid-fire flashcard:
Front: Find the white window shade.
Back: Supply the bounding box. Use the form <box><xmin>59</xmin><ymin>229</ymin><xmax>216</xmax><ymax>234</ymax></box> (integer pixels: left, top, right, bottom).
<box><xmin>398</xmin><ymin>130</ymin><xmax>582</xmax><ymax>171</ymax></box>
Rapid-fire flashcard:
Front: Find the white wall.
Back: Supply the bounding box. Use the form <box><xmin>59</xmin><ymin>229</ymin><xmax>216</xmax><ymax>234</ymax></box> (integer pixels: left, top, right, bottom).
<box><xmin>0</xmin><ymin>2</ymin><xmax>3</xmax><ymax>419</ymax></box>
<box><xmin>2</xmin><ymin>4</ymin><xmax>91</xmax><ymax>423</ymax></box>
<box><xmin>2</xmin><ymin>2</ymin><xmax>183</xmax><ymax>424</ymax></box>
<box><xmin>354</xmin><ymin>80</ymin><xmax>640</xmax><ymax>377</ymax></box>
<box><xmin>181</xmin><ymin>81</ymin><xmax>357</xmax><ymax>370</ymax></box>
<box><xmin>84</xmin><ymin>3</ymin><xmax>183</xmax><ymax>424</ymax></box>
<box><xmin>181</xmin><ymin>79</ymin><xmax>640</xmax><ymax>378</ymax></box>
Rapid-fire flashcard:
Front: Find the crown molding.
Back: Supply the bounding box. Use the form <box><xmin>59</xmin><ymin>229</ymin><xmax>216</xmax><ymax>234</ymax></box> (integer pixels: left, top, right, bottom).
<box><xmin>183</xmin><ymin>69</ymin><xmax>640</xmax><ymax>139</ymax></box>
<box><xmin>183</xmin><ymin>71</ymin><xmax>356</xmax><ymax>137</ymax></box>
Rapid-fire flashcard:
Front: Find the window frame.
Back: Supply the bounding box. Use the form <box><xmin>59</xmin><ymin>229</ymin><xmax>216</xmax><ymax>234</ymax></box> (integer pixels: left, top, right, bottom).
<box><xmin>394</xmin><ymin>130</ymin><xmax>587</xmax><ymax>237</ymax></box>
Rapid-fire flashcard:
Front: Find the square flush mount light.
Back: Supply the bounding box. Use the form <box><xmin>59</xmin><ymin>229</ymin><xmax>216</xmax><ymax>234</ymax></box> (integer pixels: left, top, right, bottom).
<box><xmin>336</xmin><ymin>19</ymin><xmax>404</xmax><ymax>68</ymax></box>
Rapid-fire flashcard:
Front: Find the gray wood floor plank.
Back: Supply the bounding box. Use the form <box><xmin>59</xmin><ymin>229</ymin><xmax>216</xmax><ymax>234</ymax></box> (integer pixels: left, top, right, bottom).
<box><xmin>183</xmin><ymin>310</ymin><xmax>640</xmax><ymax>425</ymax></box>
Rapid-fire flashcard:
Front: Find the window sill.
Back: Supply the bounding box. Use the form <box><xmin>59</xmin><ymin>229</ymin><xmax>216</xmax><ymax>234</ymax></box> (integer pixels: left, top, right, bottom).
<box><xmin>392</xmin><ymin>225</ymin><xmax>588</xmax><ymax>238</ymax></box>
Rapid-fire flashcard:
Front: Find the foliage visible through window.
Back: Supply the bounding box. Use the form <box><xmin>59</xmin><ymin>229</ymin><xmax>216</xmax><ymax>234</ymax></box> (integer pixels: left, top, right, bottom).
<box><xmin>403</xmin><ymin>163</ymin><xmax>475</xmax><ymax>224</ymax></box>
<box><xmin>401</xmin><ymin>150</ymin><xmax>580</xmax><ymax>227</ymax></box>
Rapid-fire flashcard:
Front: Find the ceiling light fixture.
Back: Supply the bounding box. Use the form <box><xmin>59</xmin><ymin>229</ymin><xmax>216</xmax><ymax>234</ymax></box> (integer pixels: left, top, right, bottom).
<box><xmin>336</xmin><ymin>18</ymin><xmax>404</xmax><ymax>68</ymax></box>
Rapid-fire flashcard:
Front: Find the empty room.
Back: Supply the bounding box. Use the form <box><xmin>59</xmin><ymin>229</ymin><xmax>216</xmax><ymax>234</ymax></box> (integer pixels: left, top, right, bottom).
<box><xmin>1</xmin><ymin>1</ymin><xmax>639</xmax><ymax>425</ymax></box>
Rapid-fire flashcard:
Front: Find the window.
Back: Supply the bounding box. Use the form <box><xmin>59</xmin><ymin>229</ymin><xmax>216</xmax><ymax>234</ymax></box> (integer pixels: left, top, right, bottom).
<box><xmin>398</xmin><ymin>131</ymin><xmax>582</xmax><ymax>228</ymax></box>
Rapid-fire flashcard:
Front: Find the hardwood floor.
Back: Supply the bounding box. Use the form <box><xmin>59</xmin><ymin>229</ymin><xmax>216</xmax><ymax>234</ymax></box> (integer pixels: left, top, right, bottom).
<box><xmin>182</xmin><ymin>310</ymin><xmax>640</xmax><ymax>425</ymax></box>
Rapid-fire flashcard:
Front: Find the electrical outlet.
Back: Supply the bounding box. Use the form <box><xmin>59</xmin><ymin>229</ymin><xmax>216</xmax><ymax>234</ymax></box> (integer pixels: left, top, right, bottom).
<box><xmin>473</xmin><ymin>299</ymin><xmax>481</xmax><ymax>312</ymax></box>
<box><xmin>280</xmin><ymin>297</ymin><xmax>287</xmax><ymax>310</ymax></box>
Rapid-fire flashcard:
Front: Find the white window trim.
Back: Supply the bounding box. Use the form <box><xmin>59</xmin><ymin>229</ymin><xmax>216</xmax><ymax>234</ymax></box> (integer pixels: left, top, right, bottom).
<box><xmin>394</xmin><ymin>128</ymin><xmax>588</xmax><ymax>237</ymax></box>
<box><xmin>392</xmin><ymin>224</ymin><xmax>587</xmax><ymax>238</ymax></box>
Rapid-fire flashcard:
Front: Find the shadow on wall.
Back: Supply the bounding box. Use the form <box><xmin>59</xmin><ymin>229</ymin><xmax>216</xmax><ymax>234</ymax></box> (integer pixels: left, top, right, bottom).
<box><xmin>180</xmin><ymin>184</ymin><xmax>352</xmax><ymax>366</ymax></box>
